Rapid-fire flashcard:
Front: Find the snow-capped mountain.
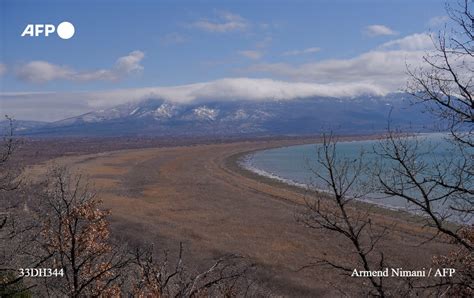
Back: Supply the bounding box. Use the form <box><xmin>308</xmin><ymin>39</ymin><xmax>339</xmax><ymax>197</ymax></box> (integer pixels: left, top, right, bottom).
<box><xmin>51</xmin><ymin>99</ymin><xmax>171</xmax><ymax>125</ymax></box>
<box><xmin>153</xmin><ymin>103</ymin><xmax>178</xmax><ymax>119</ymax></box>
<box><xmin>192</xmin><ymin>106</ymin><xmax>219</xmax><ymax>121</ymax></box>
<box><xmin>19</xmin><ymin>93</ymin><xmax>434</xmax><ymax>137</ymax></box>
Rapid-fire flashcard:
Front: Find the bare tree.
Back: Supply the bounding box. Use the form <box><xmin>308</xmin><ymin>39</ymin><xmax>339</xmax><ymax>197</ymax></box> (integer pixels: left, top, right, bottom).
<box><xmin>405</xmin><ymin>0</ymin><xmax>473</xmax><ymax>220</ymax></box>
<box><xmin>25</xmin><ymin>167</ymin><xmax>257</xmax><ymax>297</ymax></box>
<box><xmin>372</xmin><ymin>1</ymin><xmax>474</xmax><ymax>294</ymax></box>
<box><xmin>373</xmin><ymin>130</ymin><xmax>472</xmax><ymax>250</ymax></box>
<box><xmin>0</xmin><ymin>116</ymin><xmax>19</xmax><ymax>193</ymax></box>
<box><xmin>31</xmin><ymin>167</ymin><xmax>131</xmax><ymax>297</ymax></box>
<box><xmin>298</xmin><ymin>133</ymin><xmax>388</xmax><ymax>297</ymax></box>
<box><xmin>405</xmin><ymin>0</ymin><xmax>474</xmax><ymax>217</ymax></box>
<box><xmin>130</xmin><ymin>243</ymin><xmax>255</xmax><ymax>297</ymax></box>
<box><xmin>0</xmin><ymin>119</ymin><xmax>259</xmax><ymax>297</ymax></box>
<box><xmin>0</xmin><ymin>116</ymin><xmax>31</xmax><ymax>296</ymax></box>
<box><xmin>403</xmin><ymin>0</ymin><xmax>473</xmax><ymax>249</ymax></box>
<box><xmin>432</xmin><ymin>227</ymin><xmax>473</xmax><ymax>296</ymax></box>
<box><xmin>407</xmin><ymin>0</ymin><xmax>474</xmax><ymax>147</ymax></box>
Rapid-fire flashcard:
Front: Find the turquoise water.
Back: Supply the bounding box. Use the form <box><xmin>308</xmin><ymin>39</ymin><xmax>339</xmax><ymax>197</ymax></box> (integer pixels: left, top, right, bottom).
<box><xmin>243</xmin><ymin>134</ymin><xmax>472</xmax><ymax>221</ymax></box>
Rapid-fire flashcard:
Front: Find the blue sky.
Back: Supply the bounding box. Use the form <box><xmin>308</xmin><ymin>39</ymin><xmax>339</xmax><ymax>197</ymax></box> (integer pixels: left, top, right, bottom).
<box><xmin>0</xmin><ymin>0</ymin><xmax>450</xmax><ymax>120</ymax></box>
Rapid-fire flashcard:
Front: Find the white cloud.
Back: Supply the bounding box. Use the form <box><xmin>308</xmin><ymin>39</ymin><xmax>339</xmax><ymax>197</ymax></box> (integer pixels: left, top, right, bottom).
<box><xmin>282</xmin><ymin>47</ymin><xmax>321</xmax><ymax>56</ymax></box>
<box><xmin>192</xmin><ymin>11</ymin><xmax>248</xmax><ymax>33</ymax></box>
<box><xmin>365</xmin><ymin>25</ymin><xmax>398</xmax><ymax>37</ymax></box>
<box><xmin>428</xmin><ymin>15</ymin><xmax>449</xmax><ymax>27</ymax></box>
<box><xmin>0</xmin><ymin>64</ymin><xmax>7</xmax><ymax>76</ymax></box>
<box><xmin>16</xmin><ymin>61</ymin><xmax>74</xmax><ymax>83</ymax></box>
<box><xmin>379</xmin><ymin>33</ymin><xmax>433</xmax><ymax>51</ymax></box>
<box><xmin>0</xmin><ymin>78</ymin><xmax>388</xmax><ymax>121</ymax></box>
<box><xmin>1</xmin><ymin>33</ymin><xmax>443</xmax><ymax>121</ymax></box>
<box><xmin>114</xmin><ymin>50</ymin><xmax>144</xmax><ymax>74</ymax></box>
<box><xmin>243</xmin><ymin>33</ymin><xmax>439</xmax><ymax>91</ymax></box>
<box><xmin>82</xmin><ymin>78</ymin><xmax>387</xmax><ymax>107</ymax></box>
<box><xmin>247</xmin><ymin>50</ymin><xmax>424</xmax><ymax>90</ymax></box>
<box><xmin>16</xmin><ymin>51</ymin><xmax>145</xmax><ymax>83</ymax></box>
<box><xmin>238</xmin><ymin>50</ymin><xmax>263</xmax><ymax>60</ymax></box>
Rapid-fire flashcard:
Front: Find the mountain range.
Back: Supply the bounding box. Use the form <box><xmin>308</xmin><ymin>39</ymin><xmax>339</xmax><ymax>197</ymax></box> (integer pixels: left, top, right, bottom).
<box><xmin>3</xmin><ymin>93</ymin><xmax>434</xmax><ymax>137</ymax></box>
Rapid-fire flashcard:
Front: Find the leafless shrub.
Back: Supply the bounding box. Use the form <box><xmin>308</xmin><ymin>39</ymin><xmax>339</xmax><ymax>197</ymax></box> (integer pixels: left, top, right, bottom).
<box><xmin>130</xmin><ymin>243</ymin><xmax>256</xmax><ymax>297</ymax></box>
<box><xmin>28</xmin><ymin>167</ymin><xmax>131</xmax><ymax>297</ymax></box>
<box><xmin>7</xmin><ymin>166</ymin><xmax>258</xmax><ymax>297</ymax></box>
<box><xmin>431</xmin><ymin>227</ymin><xmax>473</xmax><ymax>296</ymax></box>
<box><xmin>0</xmin><ymin>116</ymin><xmax>31</xmax><ymax>296</ymax></box>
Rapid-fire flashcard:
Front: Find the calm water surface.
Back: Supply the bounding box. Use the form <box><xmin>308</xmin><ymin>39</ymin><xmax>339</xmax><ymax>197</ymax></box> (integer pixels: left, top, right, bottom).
<box><xmin>243</xmin><ymin>134</ymin><xmax>472</xmax><ymax>222</ymax></box>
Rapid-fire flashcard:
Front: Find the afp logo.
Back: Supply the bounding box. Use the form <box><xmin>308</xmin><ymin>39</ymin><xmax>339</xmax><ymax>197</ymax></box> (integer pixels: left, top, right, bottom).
<box><xmin>21</xmin><ymin>21</ymin><xmax>75</xmax><ymax>40</ymax></box>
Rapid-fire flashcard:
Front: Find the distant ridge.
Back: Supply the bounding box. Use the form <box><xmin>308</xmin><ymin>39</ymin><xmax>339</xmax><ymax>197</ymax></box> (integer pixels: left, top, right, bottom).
<box><xmin>14</xmin><ymin>93</ymin><xmax>434</xmax><ymax>137</ymax></box>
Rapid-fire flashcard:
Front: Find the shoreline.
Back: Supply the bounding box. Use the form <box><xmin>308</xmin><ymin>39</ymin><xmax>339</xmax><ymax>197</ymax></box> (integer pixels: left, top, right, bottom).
<box><xmin>223</xmin><ymin>139</ymin><xmax>453</xmax><ymax>226</ymax></box>
<box><xmin>237</xmin><ymin>146</ymin><xmax>409</xmax><ymax>213</ymax></box>
<box><xmin>25</xmin><ymin>136</ymin><xmax>456</xmax><ymax>295</ymax></box>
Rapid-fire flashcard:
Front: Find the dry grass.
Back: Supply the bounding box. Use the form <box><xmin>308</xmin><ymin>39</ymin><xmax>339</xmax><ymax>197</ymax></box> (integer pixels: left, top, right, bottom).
<box><xmin>25</xmin><ymin>139</ymin><xmax>454</xmax><ymax>296</ymax></box>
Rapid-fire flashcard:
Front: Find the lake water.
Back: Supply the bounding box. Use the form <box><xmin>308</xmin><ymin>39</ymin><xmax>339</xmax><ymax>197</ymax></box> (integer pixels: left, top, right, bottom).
<box><xmin>242</xmin><ymin>134</ymin><xmax>472</xmax><ymax>223</ymax></box>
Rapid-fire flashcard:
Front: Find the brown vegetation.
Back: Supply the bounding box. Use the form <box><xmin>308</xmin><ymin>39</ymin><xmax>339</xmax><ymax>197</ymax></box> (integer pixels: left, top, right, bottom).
<box><xmin>299</xmin><ymin>1</ymin><xmax>473</xmax><ymax>295</ymax></box>
<box><xmin>1</xmin><ymin>1</ymin><xmax>472</xmax><ymax>296</ymax></box>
